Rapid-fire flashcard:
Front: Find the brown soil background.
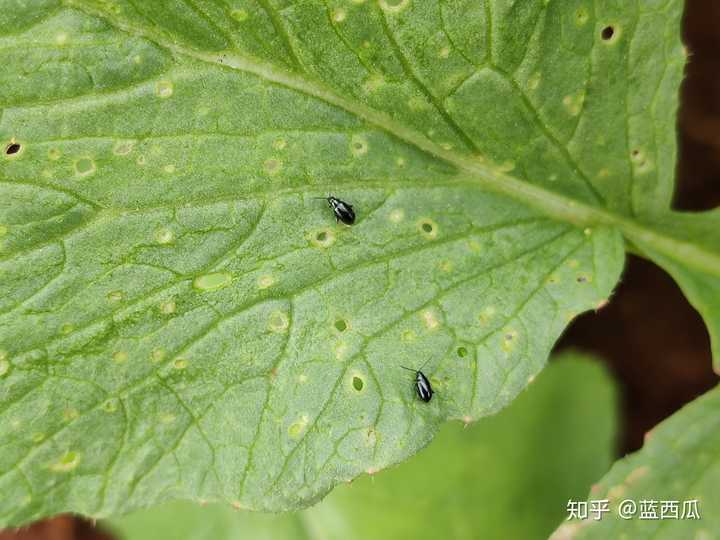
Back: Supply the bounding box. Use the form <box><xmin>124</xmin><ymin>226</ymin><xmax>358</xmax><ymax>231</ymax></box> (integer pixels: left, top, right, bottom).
<box><xmin>3</xmin><ymin>1</ymin><xmax>719</xmax><ymax>537</ymax></box>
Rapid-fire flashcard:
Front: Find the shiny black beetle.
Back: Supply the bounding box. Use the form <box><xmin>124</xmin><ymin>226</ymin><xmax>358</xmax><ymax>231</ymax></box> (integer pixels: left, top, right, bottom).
<box><xmin>400</xmin><ymin>365</ymin><xmax>434</xmax><ymax>403</ymax></box>
<box><xmin>316</xmin><ymin>195</ymin><xmax>355</xmax><ymax>225</ymax></box>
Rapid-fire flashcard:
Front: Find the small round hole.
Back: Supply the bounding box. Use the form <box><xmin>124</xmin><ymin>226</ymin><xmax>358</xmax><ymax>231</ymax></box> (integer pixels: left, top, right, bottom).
<box><xmin>5</xmin><ymin>143</ymin><xmax>21</xmax><ymax>155</ymax></box>
<box><xmin>352</xmin><ymin>376</ymin><xmax>364</xmax><ymax>391</ymax></box>
<box><xmin>601</xmin><ymin>26</ymin><xmax>615</xmax><ymax>40</ymax></box>
<box><xmin>334</xmin><ymin>319</ymin><xmax>348</xmax><ymax>332</ymax></box>
<box><xmin>417</xmin><ymin>219</ymin><xmax>438</xmax><ymax>238</ymax></box>
<box><xmin>316</xmin><ymin>231</ymin><xmax>327</xmax><ymax>242</ymax></box>
<box><xmin>457</xmin><ymin>347</ymin><xmax>468</xmax><ymax>358</ymax></box>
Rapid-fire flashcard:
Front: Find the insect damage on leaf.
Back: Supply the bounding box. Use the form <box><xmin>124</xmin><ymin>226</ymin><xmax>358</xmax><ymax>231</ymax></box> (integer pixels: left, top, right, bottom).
<box><xmin>0</xmin><ymin>0</ymin><xmax>711</xmax><ymax>528</ymax></box>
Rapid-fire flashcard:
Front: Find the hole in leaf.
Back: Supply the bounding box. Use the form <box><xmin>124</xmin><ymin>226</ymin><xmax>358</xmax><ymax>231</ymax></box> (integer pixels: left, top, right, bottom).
<box><xmin>316</xmin><ymin>231</ymin><xmax>328</xmax><ymax>242</ymax></box>
<box><xmin>5</xmin><ymin>143</ymin><xmax>21</xmax><ymax>155</ymax></box>
<box><xmin>417</xmin><ymin>218</ymin><xmax>438</xmax><ymax>238</ymax></box>
<box><xmin>335</xmin><ymin>319</ymin><xmax>348</xmax><ymax>332</ymax></box>
<box><xmin>352</xmin><ymin>376</ymin><xmax>364</xmax><ymax>391</ymax></box>
<box><xmin>457</xmin><ymin>347</ymin><xmax>468</xmax><ymax>358</ymax></box>
<box><xmin>601</xmin><ymin>26</ymin><xmax>615</xmax><ymax>40</ymax></box>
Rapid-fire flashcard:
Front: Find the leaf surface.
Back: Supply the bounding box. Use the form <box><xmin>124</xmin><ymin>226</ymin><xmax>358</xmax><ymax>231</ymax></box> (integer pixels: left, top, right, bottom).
<box><xmin>0</xmin><ymin>0</ymin><xmax>710</xmax><ymax>524</ymax></box>
<box><xmin>108</xmin><ymin>354</ymin><xmax>618</xmax><ymax>540</ymax></box>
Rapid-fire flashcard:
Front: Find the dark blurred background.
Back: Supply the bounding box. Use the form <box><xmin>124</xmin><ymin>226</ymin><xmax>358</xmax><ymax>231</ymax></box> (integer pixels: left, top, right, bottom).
<box><xmin>3</xmin><ymin>1</ymin><xmax>719</xmax><ymax>538</ymax></box>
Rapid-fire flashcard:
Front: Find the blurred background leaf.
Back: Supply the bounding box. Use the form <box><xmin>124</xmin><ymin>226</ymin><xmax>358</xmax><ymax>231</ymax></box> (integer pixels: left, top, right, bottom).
<box><xmin>552</xmin><ymin>382</ymin><xmax>720</xmax><ymax>540</ymax></box>
<box><xmin>107</xmin><ymin>352</ymin><xmax>617</xmax><ymax>540</ymax></box>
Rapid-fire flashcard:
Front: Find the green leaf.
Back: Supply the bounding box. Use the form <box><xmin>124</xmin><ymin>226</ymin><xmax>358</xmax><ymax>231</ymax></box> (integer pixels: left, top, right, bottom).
<box><xmin>0</xmin><ymin>0</ymin><xmax>710</xmax><ymax>524</ymax></box>
<box><xmin>552</xmin><ymin>382</ymin><xmax>720</xmax><ymax>540</ymax></box>
<box><xmin>108</xmin><ymin>353</ymin><xmax>618</xmax><ymax>540</ymax></box>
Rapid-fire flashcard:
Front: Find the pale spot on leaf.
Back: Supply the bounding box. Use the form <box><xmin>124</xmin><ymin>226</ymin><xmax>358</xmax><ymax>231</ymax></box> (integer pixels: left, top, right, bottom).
<box><xmin>288</xmin><ymin>415</ymin><xmax>308</xmax><ymax>438</ymax></box>
<box><xmin>49</xmin><ymin>451</ymin><xmax>80</xmax><ymax>473</ymax></box>
<box><xmin>194</xmin><ymin>272</ymin><xmax>232</xmax><ymax>291</ymax></box>
<box><xmin>421</xmin><ymin>309</ymin><xmax>440</xmax><ymax>330</ymax></box>
<box><xmin>156</xmin><ymin>80</ymin><xmax>174</xmax><ymax>98</ymax></box>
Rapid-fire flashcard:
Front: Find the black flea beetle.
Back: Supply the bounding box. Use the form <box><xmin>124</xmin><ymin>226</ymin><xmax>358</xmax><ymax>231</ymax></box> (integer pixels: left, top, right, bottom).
<box><xmin>315</xmin><ymin>196</ymin><xmax>356</xmax><ymax>225</ymax></box>
<box><xmin>400</xmin><ymin>365</ymin><xmax>434</xmax><ymax>403</ymax></box>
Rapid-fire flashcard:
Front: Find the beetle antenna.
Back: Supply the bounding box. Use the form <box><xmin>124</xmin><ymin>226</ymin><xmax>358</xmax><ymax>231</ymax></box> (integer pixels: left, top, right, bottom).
<box><xmin>417</xmin><ymin>357</ymin><xmax>433</xmax><ymax>372</ymax></box>
<box><xmin>399</xmin><ymin>365</ymin><xmax>416</xmax><ymax>372</ymax></box>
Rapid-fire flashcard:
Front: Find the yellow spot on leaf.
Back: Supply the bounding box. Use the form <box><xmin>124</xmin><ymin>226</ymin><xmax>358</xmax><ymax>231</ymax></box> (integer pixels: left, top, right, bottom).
<box><xmin>363</xmin><ymin>74</ymin><xmax>385</xmax><ymax>93</ymax></box>
<box><xmin>193</xmin><ymin>272</ymin><xmax>232</xmax><ymax>291</ymax></box>
<box><xmin>107</xmin><ymin>290</ymin><xmax>124</xmax><ymax>302</ymax></box>
<box><xmin>350</xmin><ymin>135</ymin><xmax>368</xmax><ymax>157</ymax></box>
<box><xmin>156</xmin><ymin>80</ymin><xmax>174</xmax><ymax>98</ymax></box>
<box><xmin>230</xmin><ymin>9</ymin><xmax>248</xmax><ymax>21</ymax></box>
<box><xmin>0</xmin><ymin>358</ymin><xmax>9</xmax><ymax>377</ymax></box>
<box><xmin>288</xmin><ymin>415</ymin><xmax>309</xmax><ymax>438</ymax></box>
<box><xmin>155</xmin><ymin>227</ymin><xmax>174</xmax><ymax>244</ymax></box>
<box><xmin>478</xmin><ymin>306</ymin><xmax>495</xmax><ymax>325</ymax></box>
<box><xmin>258</xmin><ymin>275</ymin><xmax>275</xmax><ymax>289</ymax></box>
<box><xmin>421</xmin><ymin>309</ymin><xmax>440</xmax><ymax>330</ymax></box>
<box><xmin>502</xmin><ymin>330</ymin><xmax>518</xmax><ymax>352</ymax></box>
<box><xmin>625</xmin><ymin>466</ymin><xmax>650</xmax><ymax>485</ymax></box>
<box><xmin>174</xmin><ymin>358</ymin><xmax>188</xmax><ymax>370</ymax></box>
<box><xmin>563</xmin><ymin>92</ymin><xmax>585</xmax><ymax>116</ymax></box>
<box><xmin>269</xmin><ymin>311</ymin><xmax>290</xmax><ymax>332</ymax></box>
<box><xmin>332</xmin><ymin>8</ymin><xmax>346</xmax><ymax>22</ymax></box>
<box><xmin>103</xmin><ymin>399</ymin><xmax>118</xmax><ymax>413</ymax></box>
<box><xmin>379</xmin><ymin>0</ymin><xmax>410</xmax><ymax>13</ymax></box>
<box><xmin>528</xmin><ymin>72</ymin><xmax>541</xmax><ymax>90</ymax></box>
<box><xmin>49</xmin><ymin>451</ymin><xmax>80</xmax><ymax>473</ymax></box>
<box><xmin>389</xmin><ymin>209</ymin><xmax>405</xmax><ymax>223</ymax></box>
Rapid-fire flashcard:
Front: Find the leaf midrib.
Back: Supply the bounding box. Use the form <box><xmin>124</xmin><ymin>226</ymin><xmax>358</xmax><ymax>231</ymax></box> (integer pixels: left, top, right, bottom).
<box><xmin>59</xmin><ymin>1</ymin><xmax>720</xmax><ymax>278</ymax></box>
